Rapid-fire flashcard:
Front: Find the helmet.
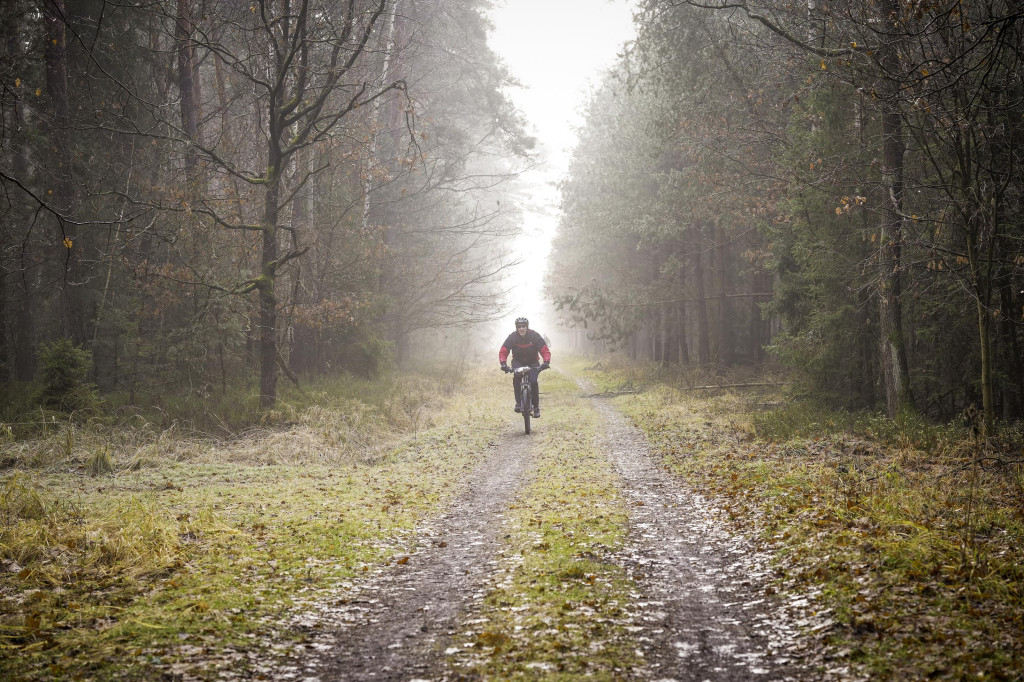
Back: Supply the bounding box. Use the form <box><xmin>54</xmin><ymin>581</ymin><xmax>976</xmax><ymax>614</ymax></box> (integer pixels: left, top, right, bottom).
<box><xmin>515</xmin><ymin>316</ymin><xmax>529</xmax><ymax>328</ymax></box>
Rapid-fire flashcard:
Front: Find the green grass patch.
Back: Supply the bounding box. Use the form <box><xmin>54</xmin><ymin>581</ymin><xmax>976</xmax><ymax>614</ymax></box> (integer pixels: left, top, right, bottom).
<box><xmin>447</xmin><ymin>370</ymin><xmax>641</xmax><ymax>679</ymax></box>
<box><xmin>577</xmin><ymin>358</ymin><xmax>1024</xmax><ymax>680</ymax></box>
<box><xmin>0</xmin><ymin>366</ymin><xmax>508</xmax><ymax>681</ymax></box>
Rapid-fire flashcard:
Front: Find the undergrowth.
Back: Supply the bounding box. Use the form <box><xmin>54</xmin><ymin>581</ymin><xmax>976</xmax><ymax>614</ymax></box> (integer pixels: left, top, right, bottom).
<box><xmin>577</xmin><ymin>357</ymin><xmax>1024</xmax><ymax>680</ymax></box>
<box><xmin>0</xmin><ymin>369</ymin><xmax>458</xmax><ymax>473</ymax></box>
<box><xmin>1</xmin><ymin>365</ymin><xmax>461</xmax><ymax>440</ymax></box>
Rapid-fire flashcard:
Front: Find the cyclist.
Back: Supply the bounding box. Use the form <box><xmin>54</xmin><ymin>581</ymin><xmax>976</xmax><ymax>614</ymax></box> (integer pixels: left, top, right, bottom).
<box><xmin>499</xmin><ymin>317</ymin><xmax>551</xmax><ymax>417</ymax></box>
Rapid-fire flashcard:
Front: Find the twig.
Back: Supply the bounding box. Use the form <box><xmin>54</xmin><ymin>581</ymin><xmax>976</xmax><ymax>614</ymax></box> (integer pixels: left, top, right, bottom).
<box><xmin>276</xmin><ymin>349</ymin><xmax>305</xmax><ymax>394</ymax></box>
<box><xmin>939</xmin><ymin>457</ymin><xmax>1024</xmax><ymax>477</ymax></box>
<box><xmin>679</xmin><ymin>382</ymin><xmax>782</xmax><ymax>391</ymax></box>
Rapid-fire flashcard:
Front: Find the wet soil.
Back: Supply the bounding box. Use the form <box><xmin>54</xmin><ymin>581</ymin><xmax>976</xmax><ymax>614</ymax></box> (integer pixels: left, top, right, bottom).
<box><xmin>588</xmin><ymin>391</ymin><xmax>816</xmax><ymax>681</ymax></box>
<box><xmin>274</xmin><ymin>435</ymin><xmax>536</xmax><ymax>681</ymax></box>
<box><xmin>272</xmin><ymin>380</ymin><xmax>827</xmax><ymax>680</ymax></box>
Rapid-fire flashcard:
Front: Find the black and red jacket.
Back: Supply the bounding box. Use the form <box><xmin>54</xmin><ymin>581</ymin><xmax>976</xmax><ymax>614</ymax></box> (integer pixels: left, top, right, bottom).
<box><xmin>499</xmin><ymin>329</ymin><xmax>551</xmax><ymax>366</ymax></box>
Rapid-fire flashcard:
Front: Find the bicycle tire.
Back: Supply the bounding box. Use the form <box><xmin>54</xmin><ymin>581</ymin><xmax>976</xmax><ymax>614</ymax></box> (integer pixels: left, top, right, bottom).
<box><xmin>521</xmin><ymin>378</ymin><xmax>532</xmax><ymax>434</ymax></box>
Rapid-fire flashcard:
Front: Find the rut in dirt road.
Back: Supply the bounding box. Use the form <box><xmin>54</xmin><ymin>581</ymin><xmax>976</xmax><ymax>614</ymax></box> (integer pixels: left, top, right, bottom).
<box><xmin>275</xmin><ymin>434</ymin><xmax>535</xmax><ymax>681</ymax></box>
<box><xmin>589</xmin><ymin>391</ymin><xmax>813</xmax><ymax>682</ymax></box>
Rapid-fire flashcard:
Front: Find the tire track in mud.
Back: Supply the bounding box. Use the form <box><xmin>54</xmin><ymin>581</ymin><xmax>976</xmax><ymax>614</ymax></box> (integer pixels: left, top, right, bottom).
<box><xmin>587</xmin><ymin>387</ymin><xmax>814</xmax><ymax>682</ymax></box>
<box><xmin>274</xmin><ymin>433</ymin><xmax>535</xmax><ymax>681</ymax></box>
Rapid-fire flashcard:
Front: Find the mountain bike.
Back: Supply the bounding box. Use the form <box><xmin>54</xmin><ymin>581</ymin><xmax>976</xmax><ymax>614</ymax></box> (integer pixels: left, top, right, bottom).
<box><xmin>509</xmin><ymin>364</ymin><xmax>547</xmax><ymax>434</ymax></box>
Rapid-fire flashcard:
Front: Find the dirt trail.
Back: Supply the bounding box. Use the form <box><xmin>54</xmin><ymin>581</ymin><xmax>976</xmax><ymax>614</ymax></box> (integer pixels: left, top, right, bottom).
<box><xmin>587</xmin><ymin>388</ymin><xmax>814</xmax><ymax>681</ymax></box>
<box><xmin>273</xmin><ymin>434</ymin><xmax>535</xmax><ymax>681</ymax></box>
<box><xmin>269</xmin><ymin>378</ymin><xmax>822</xmax><ymax>681</ymax></box>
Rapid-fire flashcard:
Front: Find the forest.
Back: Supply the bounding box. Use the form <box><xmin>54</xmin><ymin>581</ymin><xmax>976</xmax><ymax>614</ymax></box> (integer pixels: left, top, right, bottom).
<box><xmin>2</xmin><ymin>0</ymin><xmax>1024</xmax><ymax>680</ymax></box>
<box><xmin>548</xmin><ymin>0</ymin><xmax>1024</xmax><ymax>436</ymax></box>
<box><xmin>1</xmin><ymin>0</ymin><xmax>530</xmax><ymax>417</ymax></box>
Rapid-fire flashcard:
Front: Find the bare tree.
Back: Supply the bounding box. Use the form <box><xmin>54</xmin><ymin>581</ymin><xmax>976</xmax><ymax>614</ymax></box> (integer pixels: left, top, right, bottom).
<box><xmin>177</xmin><ymin>0</ymin><xmax>407</xmax><ymax>407</ymax></box>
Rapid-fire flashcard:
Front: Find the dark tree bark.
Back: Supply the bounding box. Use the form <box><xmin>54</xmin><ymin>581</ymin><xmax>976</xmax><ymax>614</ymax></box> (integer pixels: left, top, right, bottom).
<box><xmin>258</xmin><ymin>165</ymin><xmax>281</xmax><ymax>409</ymax></box>
<box><xmin>176</xmin><ymin>0</ymin><xmax>200</xmax><ymax>183</ymax></box>
<box><xmin>43</xmin><ymin>0</ymin><xmax>86</xmax><ymax>346</ymax></box>
<box><xmin>0</xmin><ymin>258</ymin><xmax>7</xmax><ymax>383</ymax></box>
<box><xmin>966</xmin><ymin>205</ymin><xmax>997</xmax><ymax>433</ymax></box>
<box><xmin>13</xmin><ymin>255</ymin><xmax>36</xmax><ymax>381</ymax></box>
<box><xmin>1</xmin><ymin>30</ymin><xmax>21</xmax><ymax>381</ymax></box>
<box><xmin>716</xmin><ymin>223</ymin><xmax>733</xmax><ymax>365</ymax></box>
<box><xmin>2</xmin><ymin>23</ymin><xmax>35</xmax><ymax>380</ymax></box>
<box><xmin>999</xmin><ymin>282</ymin><xmax>1023</xmax><ymax>419</ymax></box>
<box><xmin>692</xmin><ymin>226</ymin><xmax>711</xmax><ymax>365</ymax></box>
<box><xmin>876</xmin><ymin>1</ymin><xmax>913</xmax><ymax>417</ymax></box>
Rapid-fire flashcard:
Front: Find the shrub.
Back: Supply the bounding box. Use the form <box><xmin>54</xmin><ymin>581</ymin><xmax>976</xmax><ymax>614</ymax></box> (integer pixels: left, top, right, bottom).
<box><xmin>35</xmin><ymin>338</ymin><xmax>100</xmax><ymax>415</ymax></box>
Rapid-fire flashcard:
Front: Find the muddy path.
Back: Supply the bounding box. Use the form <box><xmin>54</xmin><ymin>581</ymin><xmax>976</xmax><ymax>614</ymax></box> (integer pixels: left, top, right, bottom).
<box><xmin>268</xmin><ymin>378</ymin><xmax>821</xmax><ymax>681</ymax></box>
<box><xmin>588</xmin><ymin>389</ymin><xmax>817</xmax><ymax>681</ymax></box>
<box><xmin>271</xmin><ymin>434</ymin><xmax>536</xmax><ymax>681</ymax></box>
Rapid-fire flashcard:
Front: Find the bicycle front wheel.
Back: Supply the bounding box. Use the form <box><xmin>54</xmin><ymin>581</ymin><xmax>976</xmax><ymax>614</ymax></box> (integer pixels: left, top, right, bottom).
<box><xmin>521</xmin><ymin>380</ymin><xmax>531</xmax><ymax>434</ymax></box>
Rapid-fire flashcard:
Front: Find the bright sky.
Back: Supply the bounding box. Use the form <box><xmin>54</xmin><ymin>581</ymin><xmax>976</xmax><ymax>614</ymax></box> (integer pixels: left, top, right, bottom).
<box><xmin>486</xmin><ymin>0</ymin><xmax>636</xmax><ymax>337</ymax></box>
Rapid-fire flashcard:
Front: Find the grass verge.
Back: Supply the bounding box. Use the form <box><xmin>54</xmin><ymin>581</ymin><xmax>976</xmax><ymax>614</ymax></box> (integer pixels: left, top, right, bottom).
<box><xmin>576</xmin><ymin>356</ymin><xmax>1024</xmax><ymax>680</ymax></box>
<box><xmin>0</xmin><ymin>366</ymin><xmax>507</xmax><ymax>681</ymax></box>
<box><xmin>446</xmin><ymin>369</ymin><xmax>641</xmax><ymax>680</ymax></box>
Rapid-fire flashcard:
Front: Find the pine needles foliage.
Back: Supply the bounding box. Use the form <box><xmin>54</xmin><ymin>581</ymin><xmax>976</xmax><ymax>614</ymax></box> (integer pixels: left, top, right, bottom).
<box><xmin>34</xmin><ymin>339</ymin><xmax>100</xmax><ymax>416</ymax></box>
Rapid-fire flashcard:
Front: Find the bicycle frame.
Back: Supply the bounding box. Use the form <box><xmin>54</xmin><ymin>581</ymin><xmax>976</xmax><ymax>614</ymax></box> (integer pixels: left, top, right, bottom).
<box><xmin>512</xmin><ymin>365</ymin><xmax>546</xmax><ymax>434</ymax></box>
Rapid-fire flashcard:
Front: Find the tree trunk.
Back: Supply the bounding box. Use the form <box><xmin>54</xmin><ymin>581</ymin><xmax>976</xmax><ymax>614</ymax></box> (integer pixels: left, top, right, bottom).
<box><xmin>877</xmin><ymin>14</ymin><xmax>913</xmax><ymax>417</ymax></box>
<box><xmin>0</xmin><ymin>258</ymin><xmax>7</xmax><ymax>383</ymax></box>
<box><xmin>747</xmin><ymin>270</ymin><xmax>761</xmax><ymax>362</ymax></box>
<box><xmin>1000</xmin><ymin>282</ymin><xmax>1023</xmax><ymax>419</ymax></box>
<box><xmin>664</xmin><ymin>304</ymin><xmax>673</xmax><ymax>363</ymax></box>
<box><xmin>176</xmin><ymin>0</ymin><xmax>200</xmax><ymax>183</ymax></box>
<box><xmin>43</xmin><ymin>0</ymin><xmax>86</xmax><ymax>347</ymax></box>
<box><xmin>975</xmin><ymin>297</ymin><xmax>993</xmax><ymax>432</ymax></box>
<box><xmin>857</xmin><ymin>288</ymin><xmax>875</xmax><ymax>406</ymax></box>
<box><xmin>258</xmin><ymin>152</ymin><xmax>282</xmax><ymax>409</ymax></box>
<box><xmin>677</xmin><ymin>301</ymin><xmax>689</xmax><ymax>364</ymax></box>
<box><xmin>287</xmin><ymin>147</ymin><xmax>314</xmax><ymax>377</ymax></box>
<box><xmin>966</xmin><ymin>208</ymin><xmax>997</xmax><ymax>435</ymax></box>
<box><xmin>693</xmin><ymin>230</ymin><xmax>711</xmax><ymax>365</ymax></box>
<box><xmin>13</xmin><ymin>258</ymin><xmax>36</xmax><ymax>381</ymax></box>
<box><xmin>363</xmin><ymin>2</ymin><xmax>403</xmax><ymax>362</ymax></box>
<box><xmin>363</xmin><ymin>0</ymin><xmax>401</xmax><ymax>235</ymax></box>
<box><xmin>2</xmin><ymin>27</ymin><xmax>24</xmax><ymax>381</ymax></box>
<box><xmin>716</xmin><ymin>223</ymin><xmax>733</xmax><ymax>364</ymax></box>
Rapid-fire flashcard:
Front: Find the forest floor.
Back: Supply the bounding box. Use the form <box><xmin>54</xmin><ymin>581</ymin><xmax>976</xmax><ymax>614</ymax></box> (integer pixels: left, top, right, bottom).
<box><xmin>1</xmin><ymin>360</ymin><xmax>1022</xmax><ymax>680</ymax></box>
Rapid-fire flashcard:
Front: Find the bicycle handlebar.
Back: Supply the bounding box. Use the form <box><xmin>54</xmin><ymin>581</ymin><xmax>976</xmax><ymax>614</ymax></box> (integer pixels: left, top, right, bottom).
<box><xmin>511</xmin><ymin>365</ymin><xmax>547</xmax><ymax>375</ymax></box>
